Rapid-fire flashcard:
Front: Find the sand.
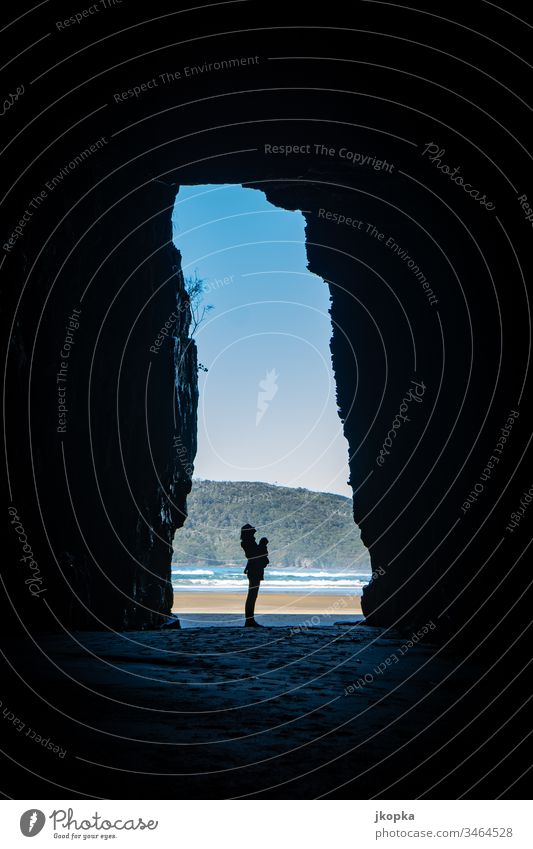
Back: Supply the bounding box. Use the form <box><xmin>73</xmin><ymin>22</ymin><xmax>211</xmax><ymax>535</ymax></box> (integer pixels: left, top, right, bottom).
<box><xmin>10</xmin><ymin>621</ymin><xmax>478</xmax><ymax>799</ymax></box>
<box><xmin>172</xmin><ymin>591</ymin><xmax>362</xmax><ymax>614</ymax></box>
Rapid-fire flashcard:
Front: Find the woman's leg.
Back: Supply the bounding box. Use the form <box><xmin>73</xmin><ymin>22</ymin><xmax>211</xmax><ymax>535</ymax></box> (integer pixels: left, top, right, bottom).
<box><xmin>245</xmin><ymin>580</ymin><xmax>261</xmax><ymax>625</ymax></box>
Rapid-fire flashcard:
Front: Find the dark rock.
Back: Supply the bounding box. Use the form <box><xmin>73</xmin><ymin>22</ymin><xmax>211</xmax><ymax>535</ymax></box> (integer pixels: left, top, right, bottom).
<box><xmin>160</xmin><ymin>615</ymin><xmax>181</xmax><ymax>630</ymax></box>
<box><xmin>2</xmin><ymin>2</ymin><xmax>531</xmax><ymax>658</ymax></box>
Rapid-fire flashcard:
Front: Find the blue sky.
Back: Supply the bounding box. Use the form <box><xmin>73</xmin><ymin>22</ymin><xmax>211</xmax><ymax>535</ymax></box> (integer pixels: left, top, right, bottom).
<box><xmin>172</xmin><ymin>184</ymin><xmax>351</xmax><ymax>497</ymax></box>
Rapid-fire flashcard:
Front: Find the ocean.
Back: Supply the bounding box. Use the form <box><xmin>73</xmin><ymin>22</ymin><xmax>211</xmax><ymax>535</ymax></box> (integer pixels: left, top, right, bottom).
<box><xmin>171</xmin><ymin>564</ymin><xmax>371</xmax><ymax>594</ymax></box>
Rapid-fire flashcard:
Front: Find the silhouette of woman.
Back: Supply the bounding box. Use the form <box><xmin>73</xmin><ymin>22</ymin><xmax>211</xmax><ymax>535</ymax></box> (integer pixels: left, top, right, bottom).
<box><xmin>240</xmin><ymin>524</ymin><xmax>269</xmax><ymax>627</ymax></box>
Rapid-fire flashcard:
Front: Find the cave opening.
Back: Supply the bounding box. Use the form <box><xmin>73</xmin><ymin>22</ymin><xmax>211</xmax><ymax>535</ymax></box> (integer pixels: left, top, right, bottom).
<box><xmin>169</xmin><ymin>184</ymin><xmax>370</xmax><ymax>627</ymax></box>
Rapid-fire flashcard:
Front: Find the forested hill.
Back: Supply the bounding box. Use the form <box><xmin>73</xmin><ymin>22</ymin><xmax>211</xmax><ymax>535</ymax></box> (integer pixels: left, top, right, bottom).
<box><xmin>172</xmin><ymin>480</ymin><xmax>370</xmax><ymax>569</ymax></box>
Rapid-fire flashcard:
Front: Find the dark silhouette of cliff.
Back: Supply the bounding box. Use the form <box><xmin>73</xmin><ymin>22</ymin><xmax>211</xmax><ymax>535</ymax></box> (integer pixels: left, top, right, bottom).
<box><xmin>1</xmin><ymin>0</ymin><xmax>532</xmax><ymax>800</ymax></box>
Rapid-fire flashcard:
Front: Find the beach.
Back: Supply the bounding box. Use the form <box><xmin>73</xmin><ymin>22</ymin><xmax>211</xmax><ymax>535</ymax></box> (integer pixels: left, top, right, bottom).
<box><xmin>172</xmin><ymin>590</ymin><xmax>363</xmax><ymax>615</ymax></box>
<box><xmin>7</xmin><ymin>620</ymin><xmax>487</xmax><ymax>799</ymax></box>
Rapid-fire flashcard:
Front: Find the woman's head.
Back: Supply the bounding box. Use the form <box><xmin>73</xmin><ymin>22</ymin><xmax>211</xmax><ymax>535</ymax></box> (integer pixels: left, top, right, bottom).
<box><xmin>240</xmin><ymin>523</ymin><xmax>256</xmax><ymax>541</ymax></box>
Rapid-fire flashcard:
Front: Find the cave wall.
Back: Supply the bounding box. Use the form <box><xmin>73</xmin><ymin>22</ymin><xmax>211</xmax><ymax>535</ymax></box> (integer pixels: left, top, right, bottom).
<box><xmin>4</xmin><ymin>177</ymin><xmax>197</xmax><ymax>631</ymax></box>
<box><xmin>2</xmin><ymin>0</ymin><xmax>532</xmax><ymax>646</ymax></box>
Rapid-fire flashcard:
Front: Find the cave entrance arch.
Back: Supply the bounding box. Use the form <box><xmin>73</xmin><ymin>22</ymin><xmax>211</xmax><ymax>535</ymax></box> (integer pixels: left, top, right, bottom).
<box><xmin>169</xmin><ymin>183</ymin><xmax>370</xmax><ymax>625</ymax></box>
